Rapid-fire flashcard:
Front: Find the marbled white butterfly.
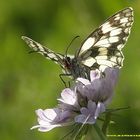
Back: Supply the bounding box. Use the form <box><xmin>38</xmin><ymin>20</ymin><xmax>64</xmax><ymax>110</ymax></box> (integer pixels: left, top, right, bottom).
<box><xmin>22</xmin><ymin>7</ymin><xmax>133</xmax><ymax>81</ymax></box>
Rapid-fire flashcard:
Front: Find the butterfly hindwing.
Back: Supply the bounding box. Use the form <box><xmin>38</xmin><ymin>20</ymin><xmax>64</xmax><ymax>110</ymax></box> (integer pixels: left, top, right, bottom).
<box><xmin>78</xmin><ymin>7</ymin><xmax>133</xmax><ymax>71</ymax></box>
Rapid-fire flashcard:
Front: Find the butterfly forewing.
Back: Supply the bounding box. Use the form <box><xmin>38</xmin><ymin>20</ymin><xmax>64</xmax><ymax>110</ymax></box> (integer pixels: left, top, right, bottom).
<box><xmin>78</xmin><ymin>7</ymin><xmax>133</xmax><ymax>71</ymax></box>
<box><xmin>22</xmin><ymin>36</ymin><xmax>65</xmax><ymax>66</ymax></box>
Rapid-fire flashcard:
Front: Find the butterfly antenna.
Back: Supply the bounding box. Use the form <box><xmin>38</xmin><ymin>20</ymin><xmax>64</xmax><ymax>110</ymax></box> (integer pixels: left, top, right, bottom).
<box><xmin>65</xmin><ymin>35</ymin><xmax>80</xmax><ymax>57</ymax></box>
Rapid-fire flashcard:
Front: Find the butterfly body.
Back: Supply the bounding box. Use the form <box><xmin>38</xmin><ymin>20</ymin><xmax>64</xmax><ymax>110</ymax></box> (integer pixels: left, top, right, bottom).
<box><xmin>59</xmin><ymin>56</ymin><xmax>89</xmax><ymax>79</ymax></box>
<box><xmin>22</xmin><ymin>7</ymin><xmax>133</xmax><ymax>80</ymax></box>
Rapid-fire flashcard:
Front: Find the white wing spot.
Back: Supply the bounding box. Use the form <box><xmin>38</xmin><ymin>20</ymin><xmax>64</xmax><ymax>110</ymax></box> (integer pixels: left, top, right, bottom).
<box><xmin>98</xmin><ymin>48</ymin><xmax>108</xmax><ymax>55</ymax></box>
<box><xmin>121</xmin><ymin>23</ymin><xmax>127</xmax><ymax>27</ymax></box>
<box><xmin>97</xmin><ymin>59</ymin><xmax>115</xmax><ymax>67</ymax></box>
<box><xmin>101</xmin><ymin>22</ymin><xmax>111</xmax><ymax>30</ymax></box>
<box><xmin>99</xmin><ymin>65</ymin><xmax>107</xmax><ymax>72</ymax></box>
<box><xmin>114</xmin><ymin>15</ymin><xmax>120</xmax><ymax>20</ymax></box>
<box><xmin>124</xmin><ymin>28</ymin><xmax>130</xmax><ymax>34</ymax></box>
<box><xmin>110</xmin><ymin>28</ymin><xmax>122</xmax><ymax>36</ymax></box>
<box><xmin>95</xmin><ymin>39</ymin><xmax>109</xmax><ymax>46</ymax></box>
<box><xmin>116</xmin><ymin>52</ymin><xmax>122</xmax><ymax>57</ymax></box>
<box><xmin>129</xmin><ymin>17</ymin><xmax>133</xmax><ymax>21</ymax></box>
<box><xmin>123</xmin><ymin>8</ymin><xmax>132</xmax><ymax>13</ymax></box>
<box><xmin>109</xmin><ymin>36</ymin><xmax>119</xmax><ymax>43</ymax></box>
<box><xmin>126</xmin><ymin>22</ymin><xmax>131</xmax><ymax>26</ymax></box>
<box><xmin>47</xmin><ymin>53</ymin><xmax>57</xmax><ymax>58</ymax></box>
<box><xmin>38</xmin><ymin>44</ymin><xmax>45</xmax><ymax>52</ymax></box>
<box><xmin>95</xmin><ymin>56</ymin><xmax>108</xmax><ymax>60</ymax></box>
<box><xmin>126</xmin><ymin>12</ymin><xmax>131</xmax><ymax>17</ymax></box>
<box><xmin>110</xmin><ymin>56</ymin><xmax>117</xmax><ymax>62</ymax></box>
<box><xmin>117</xmin><ymin>44</ymin><xmax>123</xmax><ymax>49</ymax></box>
<box><xmin>82</xmin><ymin>57</ymin><xmax>96</xmax><ymax>67</ymax></box>
<box><xmin>102</xmin><ymin>26</ymin><xmax>117</xmax><ymax>34</ymax></box>
<box><xmin>80</xmin><ymin>37</ymin><xmax>95</xmax><ymax>55</ymax></box>
<box><xmin>118</xmin><ymin>57</ymin><xmax>123</xmax><ymax>65</ymax></box>
<box><xmin>123</xmin><ymin>37</ymin><xmax>127</xmax><ymax>41</ymax></box>
<box><xmin>95</xmin><ymin>43</ymin><xmax>111</xmax><ymax>48</ymax></box>
<box><xmin>120</xmin><ymin>18</ymin><xmax>128</xmax><ymax>23</ymax></box>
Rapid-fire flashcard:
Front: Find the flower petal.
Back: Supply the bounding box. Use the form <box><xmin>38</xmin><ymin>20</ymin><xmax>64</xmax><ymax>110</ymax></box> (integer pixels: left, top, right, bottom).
<box><xmin>90</xmin><ymin>69</ymin><xmax>101</xmax><ymax>81</ymax></box>
<box><xmin>77</xmin><ymin>77</ymin><xmax>91</xmax><ymax>85</ymax></box>
<box><xmin>31</xmin><ymin>124</ymin><xmax>60</xmax><ymax>132</ymax></box>
<box><xmin>94</xmin><ymin>102</ymin><xmax>105</xmax><ymax>119</ymax></box>
<box><xmin>75</xmin><ymin>114</ymin><xmax>87</xmax><ymax>123</ymax></box>
<box><xmin>58</xmin><ymin>88</ymin><xmax>77</xmax><ymax>105</ymax></box>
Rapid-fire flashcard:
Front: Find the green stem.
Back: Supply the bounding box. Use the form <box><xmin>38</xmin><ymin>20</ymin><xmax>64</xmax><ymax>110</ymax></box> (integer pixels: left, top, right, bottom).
<box><xmin>102</xmin><ymin>112</ymin><xmax>111</xmax><ymax>135</ymax></box>
<box><xmin>93</xmin><ymin>123</ymin><xmax>107</xmax><ymax>140</ymax></box>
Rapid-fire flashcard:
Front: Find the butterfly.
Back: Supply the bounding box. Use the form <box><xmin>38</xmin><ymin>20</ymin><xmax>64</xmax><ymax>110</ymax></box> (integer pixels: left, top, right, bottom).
<box><xmin>22</xmin><ymin>7</ymin><xmax>133</xmax><ymax>83</ymax></box>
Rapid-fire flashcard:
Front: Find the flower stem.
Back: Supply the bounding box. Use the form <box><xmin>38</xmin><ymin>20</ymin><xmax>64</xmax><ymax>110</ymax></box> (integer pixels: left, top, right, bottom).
<box><xmin>102</xmin><ymin>112</ymin><xmax>111</xmax><ymax>135</ymax></box>
<box><xmin>93</xmin><ymin>123</ymin><xmax>107</xmax><ymax>140</ymax></box>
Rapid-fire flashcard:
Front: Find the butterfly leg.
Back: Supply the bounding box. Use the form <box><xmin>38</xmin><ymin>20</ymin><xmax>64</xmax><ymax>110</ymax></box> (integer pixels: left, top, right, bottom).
<box><xmin>59</xmin><ymin>73</ymin><xmax>72</xmax><ymax>87</ymax></box>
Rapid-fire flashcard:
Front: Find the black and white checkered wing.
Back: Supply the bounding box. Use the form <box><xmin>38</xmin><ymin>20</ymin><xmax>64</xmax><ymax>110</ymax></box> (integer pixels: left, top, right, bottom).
<box><xmin>77</xmin><ymin>7</ymin><xmax>133</xmax><ymax>71</ymax></box>
<box><xmin>22</xmin><ymin>36</ymin><xmax>64</xmax><ymax>66</ymax></box>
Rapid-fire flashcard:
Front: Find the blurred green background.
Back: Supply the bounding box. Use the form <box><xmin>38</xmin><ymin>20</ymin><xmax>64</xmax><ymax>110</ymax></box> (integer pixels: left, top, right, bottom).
<box><xmin>0</xmin><ymin>0</ymin><xmax>140</xmax><ymax>139</ymax></box>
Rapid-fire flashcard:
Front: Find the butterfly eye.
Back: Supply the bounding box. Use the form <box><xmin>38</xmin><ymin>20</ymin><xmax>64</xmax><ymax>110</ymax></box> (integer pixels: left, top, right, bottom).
<box><xmin>65</xmin><ymin>57</ymin><xmax>71</xmax><ymax>64</ymax></box>
<box><xmin>62</xmin><ymin>57</ymin><xmax>71</xmax><ymax>69</ymax></box>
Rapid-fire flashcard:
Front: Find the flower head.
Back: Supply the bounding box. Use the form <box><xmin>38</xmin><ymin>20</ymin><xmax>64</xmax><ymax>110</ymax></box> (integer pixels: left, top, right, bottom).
<box><xmin>75</xmin><ymin>100</ymin><xmax>105</xmax><ymax>124</ymax></box>
<box><xmin>32</xmin><ymin>68</ymin><xmax>119</xmax><ymax>132</ymax></box>
<box><xmin>76</xmin><ymin>68</ymin><xmax>119</xmax><ymax>105</ymax></box>
<box><xmin>31</xmin><ymin>108</ymin><xmax>72</xmax><ymax>132</ymax></box>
